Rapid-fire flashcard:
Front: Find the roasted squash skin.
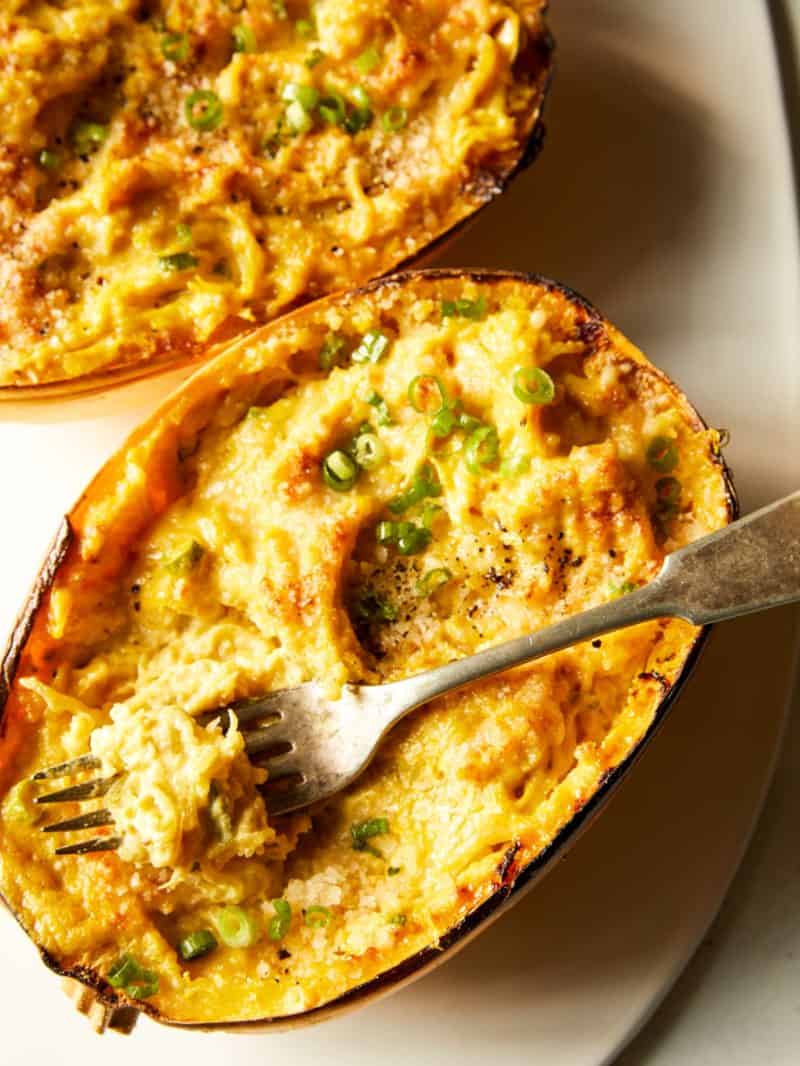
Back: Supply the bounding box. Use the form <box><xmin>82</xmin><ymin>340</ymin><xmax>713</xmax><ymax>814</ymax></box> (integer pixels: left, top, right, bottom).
<box><xmin>0</xmin><ymin>1</ymin><xmax>552</xmax><ymax>395</ymax></box>
<box><xmin>0</xmin><ymin>270</ymin><xmax>736</xmax><ymax>1030</ymax></box>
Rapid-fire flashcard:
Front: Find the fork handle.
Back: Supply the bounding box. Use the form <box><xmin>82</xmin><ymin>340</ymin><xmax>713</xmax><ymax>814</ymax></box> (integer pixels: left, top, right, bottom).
<box><xmin>383</xmin><ymin>490</ymin><xmax>800</xmax><ymax>719</ymax></box>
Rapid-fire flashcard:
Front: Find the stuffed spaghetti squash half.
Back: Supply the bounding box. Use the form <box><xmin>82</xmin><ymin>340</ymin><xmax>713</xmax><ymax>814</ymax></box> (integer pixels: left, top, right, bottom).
<box><xmin>0</xmin><ymin>271</ymin><xmax>734</xmax><ymax>1028</ymax></box>
<box><xmin>0</xmin><ymin>0</ymin><xmax>551</xmax><ymax>392</ymax></box>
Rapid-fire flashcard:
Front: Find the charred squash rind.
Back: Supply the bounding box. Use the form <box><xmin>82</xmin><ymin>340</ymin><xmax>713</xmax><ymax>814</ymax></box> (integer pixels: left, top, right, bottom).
<box><xmin>0</xmin><ymin>7</ymin><xmax>555</xmax><ymax>400</ymax></box>
<box><xmin>0</xmin><ymin>269</ymin><xmax>737</xmax><ymax>1030</ymax></box>
<box><xmin>0</xmin><ymin>520</ymin><xmax>73</xmax><ymax>788</ymax></box>
<box><xmin>0</xmin><ymin>519</ymin><xmax>72</xmax><ymax>739</ymax></box>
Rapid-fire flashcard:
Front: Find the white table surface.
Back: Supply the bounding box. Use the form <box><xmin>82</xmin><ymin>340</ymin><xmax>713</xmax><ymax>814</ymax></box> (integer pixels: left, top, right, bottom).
<box><xmin>618</xmin><ymin>8</ymin><xmax>800</xmax><ymax>1062</ymax></box>
<box><xmin>0</xmin><ymin>3</ymin><xmax>797</xmax><ymax>1064</ymax></box>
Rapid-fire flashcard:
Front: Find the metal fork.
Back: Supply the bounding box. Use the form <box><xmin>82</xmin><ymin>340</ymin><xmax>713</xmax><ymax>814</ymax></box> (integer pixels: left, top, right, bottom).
<box><xmin>33</xmin><ymin>490</ymin><xmax>800</xmax><ymax>854</ymax></box>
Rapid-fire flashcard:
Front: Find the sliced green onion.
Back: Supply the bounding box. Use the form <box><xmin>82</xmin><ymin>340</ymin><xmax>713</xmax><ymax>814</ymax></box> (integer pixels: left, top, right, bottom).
<box><xmin>304</xmin><ymin>905</ymin><xmax>331</xmax><ymax>928</ymax></box>
<box><xmin>345</xmin><ymin>107</ymin><xmax>372</xmax><ymax>133</ymax></box>
<box><xmin>377</xmin><ymin>517</ymin><xmax>432</xmax><ymax>554</ymax></box>
<box><xmin>397</xmin><ymin>522</ymin><xmax>431</xmax><ymax>555</ymax></box>
<box><xmin>387</xmin><ymin>865</ymin><xmax>402</xmax><ymax>876</ymax></box>
<box><xmin>268</xmin><ymin>898</ymin><xmax>292</xmax><ymax>941</ymax></box>
<box><xmin>351</xmin><ymin>816</ymin><xmax>389</xmax><ymax>857</ymax></box>
<box><xmin>430</xmin><ymin>406</ymin><xmax>458</xmax><ymax>438</ymax></box>
<box><xmin>356</xmin><ymin>46</ymin><xmax>381</xmax><ymax>74</ymax></box>
<box><xmin>178</xmin><ymin>929</ymin><xmax>218</xmax><ymax>961</ymax></box>
<box><xmin>366</xmin><ymin>390</ymin><xmax>392</xmax><ymax>425</ymax></box>
<box><xmin>161</xmin><ymin>31</ymin><xmax>189</xmax><ymax>62</ymax></box>
<box><xmin>354</xmin><ymin>590</ymin><xmax>397</xmax><ymax>623</ymax></box>
<box><xmin>37</xmin><ymin>148</ymin><xmax>60</xmax><ymax>171</ymax></box>
<box><xmin>513</xmin><ymin>366</ymin><xmax>555</xmax><ymax>405</ymax></box>
<box><xmin>232</xmin><ymin>24</ymin><xmax>257</xmax><ymax>53</ymax></box>
<box><xmin>318</xmin><ymin>89</ymin><xmax>346</xmax><ymax>125</ymax></box>
<box><xmin>282</xmin><ymin>82</ymin><xmax>320</xmax><ymax>110</ymax></box>
<box><xmin>159</xmin><ymin>251</ymin><xmax>198</xmax><ymax>273</ymax></box>
<box><xmin>499</xmin><ymin>452</ymin><xmax>531</xmax><ymax>478</ymax></box>
<box><xmin>323</xmin><ymin>449</ymin><xmax>358</xmax><ymax>491</ymax></box>
<box><xmin>419</xmin><ymin>501</ymin><xmax>443</xmax><ymax>529</ymax></box>
<box><xmin>320</xmin><ymin>333</ymin><xmax>345</xmax><ymax>370</ymax></box>
<box><xmin>296</xmin><ymin>19</ymin><xmax>314</xmax><ymax>39</ymax></box>
<box><xmin>417</xmin><ymin>567</ymin><xmax>452</xmax><ymax>596</ymax></box>
<box><xmin>272</xmin><ymin>0</ymin><xmax>288</xmax><ymax>18</ymax></box>
<box><xmin>655</xmin><ymin>476</ymin><xmax>682</xmax><ymax>513</ymax></box>
<box><xmin>305</xmin><ymin>47</ymin><xmax>325</xmax><ymax>69</ymax></box>
<box><xmin>185</xmin><ymin>90</ymin><xmax>223</xmax><ymax>132</ymax></box>
<box><xmin>388</xmin><ymin>462</ymin><xmax>442</xmax><ymax>513</ymax></box>
<box><xmin>72</xmin><ymin>122</ymin><xmax>107</xmax><ymax>155</ymax></box>
<box><xmin>382</xmin><ymin>106</ymin><xmax>407</xmax><ymax>132</ymax></box>
<box><xmin>216</xmin><ymin>906</ymin><xmax>261</xmax><ymax>948</ymax></box>
<box><xmin>457</xmin><ymin>410</ymin><xmax>481</xmax><ymax>434</ymax></box>
<box><xmin>441</xmin><ymin>295</ymin><xmax>487</xmax><ymax>321</ymax></box>
<box><xmin>344</xmin><ymin>87</ymin><xmax>372</xmax><ymax>133</ymax></box>
<box><xmin>389</xmin><ymin>913</ymin><xmax>407</xmax><ymax>926</ymax></box>
<box><xmin>285</xmin><ymin>100</ymin><xmax>313</xmax><ymax>134</ymax></box>
<box><xmin>408</xmin><ymin>374</ymin><xmax>447</xmax><ymax>414</ymax></box>
<box><xmin>107</xmin><ymin>954</ymin><xmax>159</xmax><ymax>999</ymax></box>
<box><xmin>175</xmin><ymin>222</ymin><xmax>193</xmax><ymax>244</ymax></box>
<box><xmin>376</xmin><ymin>520</ymin><xmax>398</xmax><ymax>544</ymax></box>
<box><xmin>352</xmin><ymin>329</ymin><xmax>389</xmax><ymax>363</ymax></box>
<box><xmin>464</xmin><ymin>425</ymin><xmax>499</xmax><ymax>474</ymax></box>
<box><xmin>352</xmin><ymin>432</ymin><xmax>385</xmax><ymax>470</ymax></box>
<box><xmin>351</xmin><ymin>85</ymin><xmax>370</xmax><ymax>109</ymax></box>
<box><xmin>107</xmin><ymin>955</ymin><xmax>141</xmax><ymax>989</ymax></box>
<box><xmin>646</xmin><ymin>436</ymin><xmax>679</xmax><ymax>473</ymax></box>
<box><xmin>126</xmin><ymin>972</ymin><xmax>160</xmax><ymax>1000</ymax></box>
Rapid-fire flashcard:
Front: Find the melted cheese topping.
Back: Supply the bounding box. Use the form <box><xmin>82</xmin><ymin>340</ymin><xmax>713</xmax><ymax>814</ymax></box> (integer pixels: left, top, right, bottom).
<box><xmin>0</xmin><ymin>0</ymin><xmax>549</xmax><ymax>386</ymax></box>
<box><xmin>0</xmin><ymin>275</ymin><xmax>731</xmax><ymax>1023</ymax></box>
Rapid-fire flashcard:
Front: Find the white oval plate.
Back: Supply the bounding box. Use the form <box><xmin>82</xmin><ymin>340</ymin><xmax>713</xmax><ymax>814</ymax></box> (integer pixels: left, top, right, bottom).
<box><xmin>0</xmin><ymin>1</ymin><xmax>798</xmax><ymax>1063</ymax></box>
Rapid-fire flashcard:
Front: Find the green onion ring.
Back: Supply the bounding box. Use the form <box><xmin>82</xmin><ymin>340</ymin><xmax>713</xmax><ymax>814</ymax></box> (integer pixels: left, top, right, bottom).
<box><xmin>178</xmin><ymin>929</ymin><xmax>217</xmax><ymax>961</ymax></box>
<box><xmin>304</xmin><ymin>905</ymin><xmax>331</xmax><ymax>928</ymax></box>
<box><xmin>646</xmin><ymin>436</ymin><xmax>680</xmax><ymax>473</ymax></box>
<box><xmin>268</xmin><ymin>898</ymin><xmax>292</xmax><ymax>941</ymax></box>
<box><xmin>161</xmin><ymin>32</ymin><xmax>189</xmax><ymax>62</ymax></box>
<box><xmin>323</xmin><ymin>449</ymin><xmax>359</xmax><ymax>491</ymax></box>
<box><xmin>464</xmin><ymin>425</ymin><xmax>500</xmax><ymax>474</ymax></box>
<box><xmin>382</xmin><ymin>106</ymin><xmax>408</xmax><ymax>132</ymax></box>
<box><xmin>416</xmin><ymin>567</ymin><xmax>452</xmax><ymax>596</ymax></box>
<box><xmin>512</xmin><ymin>366</ymin><xmax>555</xmax><ymax>405</ymax></box>
<box><xmin>185</xmin><ymin>90</ymin><xmax>223</xmax><ymax>132</ymax></box>
<box><xmin>216</xmin><ymin>905</ymin><xmax>261</xmax><ymax>948</ymax></box>
<box><xmin>408</xmin><ymin>374</ymin><xmax>447</xmax><ymax>414</ymax></box>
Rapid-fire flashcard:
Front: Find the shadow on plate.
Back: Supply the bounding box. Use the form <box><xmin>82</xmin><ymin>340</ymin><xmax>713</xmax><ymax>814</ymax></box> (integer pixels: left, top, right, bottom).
<box><xmin>298</xmin><ymin>610</ymin><xmax>791</xmax><ymax>1066</ymax></box>
<box><xmin>438</xmin><ymin>19</ymin><xmax>718</xmax><ymax>338</ymax></box>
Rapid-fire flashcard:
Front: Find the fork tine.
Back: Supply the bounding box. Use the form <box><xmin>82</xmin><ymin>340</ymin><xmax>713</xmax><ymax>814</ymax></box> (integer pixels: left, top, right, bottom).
<box><xmin>55</xmin><ymin>835</ymin><xmax>122</xmax><ymax>856</ymax></box>
<box><xmin>227</xmin><ymin>693</ymin><xmax>287</xmax><ymax>725</ymax></box>
<box><xmin>35</xmin><ymin>775</ymin><xmax>119</xmax><ymax>805</ymax></box>
<box><xmin>258</xmin><ymin>750</ymin><xmax>302</xmax><ymax>778</ymax></box>
<box><xmin>32</xmin><ymin>754</ymin><xmax>101</xmax><ymax>781</ymax></box>
<box><xmin>263</xmin><ymin>778</ymin><xmax>317</xmax><ymax>817</ymax></box>
<box><xmin>244</xmin><ymin>722</ymin><xmax>297</xmax><ymax>756</ymax></box>
<box><xmin>43</xmin><ymin>809</ymin><xmax>115</xmax><ymax>833</ymax></box>
<box><xmin>197</xmin><ymin>692</ymin><xmax>289</xmax><ymax>729</ymax></box>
